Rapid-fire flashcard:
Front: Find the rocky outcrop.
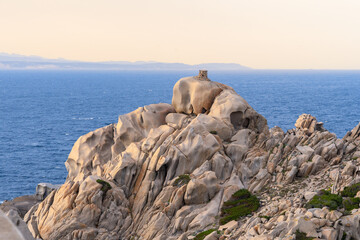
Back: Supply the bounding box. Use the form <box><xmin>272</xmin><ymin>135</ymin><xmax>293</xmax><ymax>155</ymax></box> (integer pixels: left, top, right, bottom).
<box><xmin>172</xmin><ymin>75</ymin><xmax>231</xmax><ymax>115</ymax></box>
<box><xmin>295</xmin><ymin>113</ymin><xmax>325</xmax><ymax>135</ymax></box>
<box><xmin>6</xmin><ymin>209</ymin><xmax>34</xmax><ymax>240</ymax></box>
<box><xmin>36</xmin><ymin>183</ymin><xmax>61</xmax><ymax>201</ymax></box>
<box><xmin>3</xmin><ymin>71</ymin><xmax>360</xmax><ymax>240</ymax></box>
<box><xmin>0</xmin><ymin>194</ymin><xmax>40</xmax><ymax>218</ymax></box>
<box><xmin>0</xmin><ymin>209</ymin><xmax>27</xmax><ymax>240</ymax></box>
<box><xmin>26</xmin><ymin>176</ymin><xmax>130</xmax><ymax>239</ymax></box>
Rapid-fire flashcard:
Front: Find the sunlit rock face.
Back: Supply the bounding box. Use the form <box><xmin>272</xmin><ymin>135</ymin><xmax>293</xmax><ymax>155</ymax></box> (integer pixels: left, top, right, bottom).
<box><xmin>19</xmin><ymin>72</ymin><xmax>360</xmax><ymax>240</ymax></box>
<box><xmin>172</xmin><ymin>75</ymin><xmax>231</xmax><ymax>115</ymax></box>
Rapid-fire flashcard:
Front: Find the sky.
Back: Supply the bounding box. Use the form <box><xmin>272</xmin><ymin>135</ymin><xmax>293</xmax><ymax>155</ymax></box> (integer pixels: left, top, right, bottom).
<box><xmin>1</xmin><ymin>0</ymin><xmax>360</xmax><ymax>69</ymax></box>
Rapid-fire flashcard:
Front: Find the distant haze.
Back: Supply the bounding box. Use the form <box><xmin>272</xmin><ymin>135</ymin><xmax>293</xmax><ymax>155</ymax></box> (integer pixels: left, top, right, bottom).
<box><xmin>1</xmin><ymin>0</ymin><xmax>360</xmax><ymax>69</ymax></box>
<box><xmin>0</xmin><ymin>53</ymin><xmax>250</xmax><ymax>71</ymax></box>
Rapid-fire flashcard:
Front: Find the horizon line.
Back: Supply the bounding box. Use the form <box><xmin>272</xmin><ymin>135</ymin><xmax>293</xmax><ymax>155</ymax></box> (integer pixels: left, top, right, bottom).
<box><xmin>1</xmin><ymin>52</ymin><xmax>360</xmax><ymax>70</ymax></box>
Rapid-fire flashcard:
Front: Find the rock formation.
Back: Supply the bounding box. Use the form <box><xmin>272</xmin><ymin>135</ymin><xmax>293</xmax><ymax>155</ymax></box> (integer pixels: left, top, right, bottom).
<box><xmin>2</xmin><ymin>71</ymin><xmax>360</xmax><ymax>240</ymax></box>
<box><xmin>0</xmin><ymin>210</ymin><xmax>27</xmax><ymax>240</ymax></box>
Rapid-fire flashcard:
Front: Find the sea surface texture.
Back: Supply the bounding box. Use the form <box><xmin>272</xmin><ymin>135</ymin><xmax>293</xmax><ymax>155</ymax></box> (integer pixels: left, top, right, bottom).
<box><xmin>0</xmin><ymin>70</ymin><xmax>359</xmax><ymax>201</ymax></box>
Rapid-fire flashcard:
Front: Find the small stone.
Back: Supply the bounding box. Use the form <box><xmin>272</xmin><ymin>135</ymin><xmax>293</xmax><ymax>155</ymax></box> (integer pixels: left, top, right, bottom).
<box><xmin>305</xmin><ymin>211</ymin><xmax>313</xmax><ymax>218</ymax></box>
<box><xmin>319</xmin><ymin>219</ymin><xmax>328</xmax><ymax>227</ymax></box>
<box><xmin>329</xmin><ymin>169</ymin><xmax>339</xmax><ymax>181</ymax></box>
<box><xmin>293</xmin><ymin>217</ymin><xmax>318</xmax><ymax>238</ymax></box>
<box><xmin>326</xmin><ymin>210</ymin><xmax>342</xmax><ymax>222</ymax></box>
<box><xmin>219</xmin><ymin>220</ymin><xmax>238</xmax><ymax>232</ymax></box>
<box><xmin>248</xmin><ymin>227</ymin><xmax>258</xmax><ymax>236</ymax></box>
<box><xmin>345</xmin><ymin>143</ymin><xmax>356</xmax><ymax>154</ymax></box>
<box><xmin>313</xmin><ymin>208</ymin><xmax>329</xmax><ymax>219</ymax></box>
<box><xmin>36</xmin><ymin>183</ymin><xmax>60</xmax><ymax>201</ymax></box>
<box><xmin>264</xmin><ymin>222</ymin><xmax>274</xmax><ymax>230</ymax></box>
<box><xmin>310</xmin><ymin>218</ymin><xmax>320</xmax><ymax>227</ymax></box>
<box><xmin>277</xmin><ymin>215</ymin><xmax>286</xmax><ymax>222</ymax></box>
<box><xmin>284</xmin><ymin>167</ymin><xmax>298</xmax><ymax>184</ymax></box>
<box><xmin>342</xmin><ymin>162</ymin><xmax>356</xmax><ymax>176</ymax></box>
<box><xmin>294</xmin><ymin>208</ymin><xmax>303</xmax><ymax>215</ymax></box>
<box><xmin>353</xmin><ymin>151</ymin><xmax>360</xmax><ymax>159</ymax></box>
<box><xmin>321</xmin><ymin>227</ymin><xmax>338</xmax><ymax>240</ymax></box>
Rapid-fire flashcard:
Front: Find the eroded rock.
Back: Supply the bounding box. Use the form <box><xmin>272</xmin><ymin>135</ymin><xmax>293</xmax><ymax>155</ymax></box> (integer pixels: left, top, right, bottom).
<box><xmin>16</xmin><ymin>74</ymin><xmax>360</xmax><ymax>240</ymax></box>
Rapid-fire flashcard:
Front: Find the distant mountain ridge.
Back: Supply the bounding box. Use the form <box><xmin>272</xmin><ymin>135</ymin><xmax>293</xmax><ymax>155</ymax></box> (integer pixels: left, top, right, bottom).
<box><xmin>0</xmin><ymin>53</ymin><xmax>251</xmax><ymax>71</ymax></box>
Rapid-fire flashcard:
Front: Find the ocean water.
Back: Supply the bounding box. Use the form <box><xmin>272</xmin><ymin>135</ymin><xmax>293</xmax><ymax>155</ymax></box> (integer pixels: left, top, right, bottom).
<box><xmin>1</xmin><ymin>70</ymin><xmax>360</xmax><ymax>201</ymax></box>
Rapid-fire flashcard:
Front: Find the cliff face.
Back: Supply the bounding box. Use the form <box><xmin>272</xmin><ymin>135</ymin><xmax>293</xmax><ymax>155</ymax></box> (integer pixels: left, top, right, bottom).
<box><xmin>22</xmin><ymin>74</ymin><xmax>360</xmax><ymax>240</ymax></box>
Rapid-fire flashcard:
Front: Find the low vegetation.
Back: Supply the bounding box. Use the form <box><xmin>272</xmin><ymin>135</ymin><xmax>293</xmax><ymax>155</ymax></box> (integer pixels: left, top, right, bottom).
<box><xmin>295</xmin><ymin>230</ymin><xmax>313</xmax><ymax>240</ymax></box>
<box><xmin>259</xmin><ymin>215</ymin><xmax>271</xmax><ymax>220</ymax></box>
<box><xmin>220</xmin><ymin>189</ymin><xmax>260</xmax><ymax>225</ymax></box>
<box><xmin>173</xmin><ymin>174</ymin><xmax>191</xmax><ymax>187</ymax></box>
<box><xmin>96</xmin><ymin>179</ymin><xmax>112</xmax><ymax>194</ymax></box>
<box><xmin>341</xmin><ymin>182</ymin><xmax>360</xmax><ymax>198</ymax></box>
<box><xmin>306</xmin><ymin>190</ymin><xmax>342</xmax><ymax>210</ymax></box>
<box><xmin>194</xmin><ymin>229</ymin><xmax>219</xmax><ymax>240</ymax></box>
<box><xmin>343</xmin><ymin>197</ymin><xmax>360</xmax><ymax>211</ymax></box>
<box><xmin>306</xmin><ymin>183</ymin><xmax>360</xmax><ymax>212</ymax></box>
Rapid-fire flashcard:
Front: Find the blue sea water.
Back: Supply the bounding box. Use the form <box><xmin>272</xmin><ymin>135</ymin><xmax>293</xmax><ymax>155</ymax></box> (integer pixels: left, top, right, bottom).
<box><xmin>1</xmin><ymin>70</ymin><xmax>360</xmax><ymax>202</ymax></box>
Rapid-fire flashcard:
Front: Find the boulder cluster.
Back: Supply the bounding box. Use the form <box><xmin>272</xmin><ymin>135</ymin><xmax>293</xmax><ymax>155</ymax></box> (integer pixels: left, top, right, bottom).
<box><xmin>1</xmin><ymin>72</ymin><xmax>360</xmax><ymax>240</ymax></box>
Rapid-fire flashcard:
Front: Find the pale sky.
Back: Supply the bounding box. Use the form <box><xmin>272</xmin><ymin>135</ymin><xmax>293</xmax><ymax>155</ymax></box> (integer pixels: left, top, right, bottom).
<box><xmin>1</xmin><ymin>0</ymin><xmax>360</xmax><ymax>69</ymax></box>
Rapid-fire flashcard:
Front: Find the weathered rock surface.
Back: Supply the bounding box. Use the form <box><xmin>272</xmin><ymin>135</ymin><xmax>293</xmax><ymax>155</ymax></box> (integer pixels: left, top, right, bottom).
<box><xmin>0</xmin><ymin>195</ymin><xmax>40</xmax><ymax>218</ymax></box>
<box><xmin>172</xmin><ymin>75</ymin><xmax>231</xmax><ymax>115</ymax></box>
<box><xmin>5</xmin><ymin>209</ymin><xmax>34</xmax><ymax>240</ymax></box>
<box><xmin>3</xmin><ymin>71</ymin><xmax>360</xmax><ymax>240</ymax></box>
<box><xmin>0</xmin><ymin>209</ymin><xmax>26</xmax><ymax>240</ymax></box>
<box><xmin>35</xmin><ymin>183</ymin><xmax>61</xmax><ymax>201</ymax></box>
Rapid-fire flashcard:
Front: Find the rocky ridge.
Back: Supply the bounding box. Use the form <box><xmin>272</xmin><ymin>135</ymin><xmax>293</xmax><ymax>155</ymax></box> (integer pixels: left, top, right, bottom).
<box><xmin>2</xmin><ymin>71</ymin><xmax>360</xmax><ymax>240</ymax></box>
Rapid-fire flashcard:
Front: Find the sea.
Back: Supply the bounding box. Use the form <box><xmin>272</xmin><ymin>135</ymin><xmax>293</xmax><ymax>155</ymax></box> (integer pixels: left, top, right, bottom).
<box><xmin>1</xmin><ymin>70</ymin><xmax>360</xmax><ymax>202</ymax></box>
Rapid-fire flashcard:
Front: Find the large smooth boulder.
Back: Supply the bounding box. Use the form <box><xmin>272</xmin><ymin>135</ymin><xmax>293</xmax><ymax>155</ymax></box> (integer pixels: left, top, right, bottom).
<box><xmin>112</xmin><ymin>103</ymin><xmax>175</xmax><ymax>157</ymax></box>
<box><xmin>209</xmin><ymin>90</ymin><xmax>268</xmax><ymax>134</ymax></box>
<box><xmin>65</xmin><ymin>124</ymin><xmax>115</xmax><ymax>182</ymax></box>
<box><xmin>172</xmin><ymin>76</ymin><xmax>231</xmax><ymax>115</ymax></box>
<box><xmin>184</xmin><ymin>171</ymin><xmax>219</xmax><ymax>205</ymax></box>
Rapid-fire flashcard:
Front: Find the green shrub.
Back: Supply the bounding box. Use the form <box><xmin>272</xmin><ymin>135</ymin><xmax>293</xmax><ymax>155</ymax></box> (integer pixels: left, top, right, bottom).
<box><xmin>341</xmin><ymin>182</ymin><xmax>360</xmax><ymax>198</ymax></box>
<box><xmin>194</xmin><ymin>229</ymin><xmax>219</xmax><ymax>240</ymax></box>
<box><xmin>231</xmin><ymin>188</ymin><xmax>251</xmax><ymax>199</ymax></box>
<box><xmin>343</xmin><ymin>197</ymin><xmax>360</xmax><ymax>211</ymax></box>
<box><xmin>96</xmin><ymin>179</ymin><xmax>112</xmax><ymax>194</ymax></box>
<box><xmin>306</xmin><ymin>190</ymin><xmax>342</xmax><ymax>210</ymax></box>
<box><xmin>341</xmin><ymin>232</ymin><xmax>347</xmax><ymax>240</ymax></box>
<box><xmin>220</xmin><ymin>189</ymin><xmax>260</xmax><ymax>225</ymax></box>
<box><xmin>173</xmin><ymin>174</ymin><xmax>191</xmax><ymax>187</ymax></box>
<box><xmin>295</xmin><ymin>230</ymin><xmax>313</xmax><ymax>240</ymax></box>
<box><xmin>259</xmin><ymin>215</ymin><xmax>271</xmax><ymax>220</ymax></box>
<box><xmin>209</xmin><ymin>130</ymin><xmax>217</xmax><ymax>134</ymax></box>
